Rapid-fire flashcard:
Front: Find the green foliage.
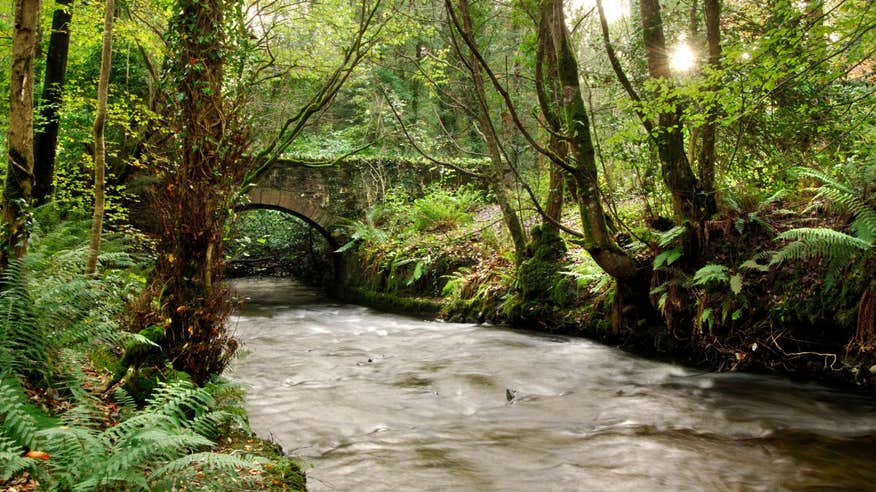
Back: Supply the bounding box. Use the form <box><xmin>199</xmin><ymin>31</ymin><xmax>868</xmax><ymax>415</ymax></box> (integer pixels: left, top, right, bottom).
<box><xmin>0</xmin><ymin>213</ymin><xmax>292</xmax><ymax>488</ymax></box>
<box><xmin>337</xmin><ymin>207</ymin><xmax>390</xmax><ymax>252</ymax></box>
<box><xmin>410</xmin><ymin>186</ymin><xmax>480</xmax><ymax>232</ymax></box>
<box><xmin>692</xmin><ymin>264</ymin><xmax>730</xmax><ymax>286</ymax></box>
<box><xmin>771</xmin><ymin>166</ymin><xmax>875</xmax><ymax>289</ymax></box>
<box><xmin>1</xmin><ymin>377</ymin><xmax>266</xmax><ymax>490</ymax></box>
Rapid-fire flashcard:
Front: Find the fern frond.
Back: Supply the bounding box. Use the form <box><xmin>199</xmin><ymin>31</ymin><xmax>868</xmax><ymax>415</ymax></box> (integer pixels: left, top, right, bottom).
<box><xmin>852</xmin><ymin>206</ymin><xmax>876</xmax><ymax>244</ymax></box>
<box><xmin>0</xmin><ymin>377</ymin><xmax>39</xmax><ymax>450</ymax></box>
<box><xmin>113</xmin><ymin>387</ymin><xmax>138</xmax><ymax>412</ymax></box>
<box><xmin>0</xmin><ymin>452</ymin><xmax>36</xmax><ymax>482</ymax></box>
<box><xmin>692</xmin><ymin>264</ymin><xmax>730</xmax><ymax>286</ymax></box>
<box><xmin>36</xmin><ymin>425</ymin><xmax>104</xmax><ymax>488</ymax></box>
<box><xmin>189</xmin><ymin>410</ymin><xmax>235</xmax><ymax>440</ymax></box>
<box><xmin>771</xmin><ymin>228</ymin><xmax>871</xmax><ymax>266</ymax></box>
<box><xmin>146</xmin><ymin>381</ymin><xmax>215</xmax><ymax>423</ymax></box>
<box><xmin>148</xmin><ymin>451</ymin><xmax>267</xmax><ymax>483</ymax></box>
<box><xmin>657</xmin><ymin>225</ymin><xmax>687</xmax><ymax>247</ymax></box>
<box><xmin>97</xmin><ymin>429</ymin><xmax>213</xmax><ymax>476</ymax></box>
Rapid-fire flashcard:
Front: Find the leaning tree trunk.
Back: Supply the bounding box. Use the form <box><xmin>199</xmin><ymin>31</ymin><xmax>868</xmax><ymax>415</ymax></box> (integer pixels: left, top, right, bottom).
<box><xmin>1</xmin><ymin>0</ymin><xmax>41</xmax><ymax>274</ymax></box>
<box><xmin>453</xmin><ymin>0</ymin><xmax>528</xmax><ymax>263</ymax></box>
<box><xmin>536</xmin><ymin>0</ymin><xmax>651</xmax><ymax>331</ymax></box>
<box><xmin>33</xmin><ymin>0</ymin><xmax>73</xmax><ymax>205</ymax></box>
<box><xmin>85</xmin><ymin>0</ymin><xmax>113</xmax><ymax>275</ymax></box>
<box><xmin>150</xmin><ymin>0</ymin><xmax>249</xmax><ymax>384</ymax></box>
<box><xmin>538</xmin><ymin>0</ymin><xmax>639</xmax><ymax>281</ymax></box>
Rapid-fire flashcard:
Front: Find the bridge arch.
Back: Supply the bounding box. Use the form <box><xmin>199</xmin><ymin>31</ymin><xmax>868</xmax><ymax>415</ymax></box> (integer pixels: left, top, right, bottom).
<box><xmin>237</xmin><ymin>186</ymin><xmax>348</xmax><ymax>289</ymax></box>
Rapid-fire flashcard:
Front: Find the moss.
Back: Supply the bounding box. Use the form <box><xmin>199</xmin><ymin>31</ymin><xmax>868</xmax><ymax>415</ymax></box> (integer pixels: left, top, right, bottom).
<box><xmin>214</xmin><ymin>425</ymin><xmax>307</xmax><ymax>491</ymax></box>
<box><xmin>345</xmin><ymin>288</ymin><xmax>444</xmax><ymax>317</ymax></box>
<box><xmin>518</xmin><ymin>225</ymin><xmax>571</xmax><ymax>307</ymax></box>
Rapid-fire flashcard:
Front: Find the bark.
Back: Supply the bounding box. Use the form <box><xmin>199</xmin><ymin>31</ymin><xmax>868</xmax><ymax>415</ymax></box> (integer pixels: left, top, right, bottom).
<box><xmin>33</xmin><ymin>0</ymin><xmax>73</xmax><ymax>205</ymax></box>
<box><xmin>543</xmin><ymin>137</ymin><xmax>565</xmax><ymax>235</ymax></box>
<box><xmin>537</xmin><ymin>0</ymin><xmax>640</xmax><ymax>281</ymax></box>
<box><xmin>1</xmin><ymin>0</ymin><xmax>41</xmax><ymax>272</ymax></box>
<box><xmin>453</xmin><ymin>0</ymin><xmax>528</xmax><ymax>263</ymax></box>
<box><xmin>696</xmin><ymin>0</ymin><xmax>721</xmax><ymax>217</ymax></box>
<box><xmin>85</xmin><ymin>0</ymin><xmax>113</xmax><ymax>276</ymax></box>
<box><xmin>534</xmin><ymin>10</ymin><xmax>566</xmax><ymax>236</ymax></box>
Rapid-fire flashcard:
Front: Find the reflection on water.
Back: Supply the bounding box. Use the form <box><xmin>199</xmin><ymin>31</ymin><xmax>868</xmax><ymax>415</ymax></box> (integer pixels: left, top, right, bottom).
<box><xmin>227</xmin><ymin>278</ymin><xmax>876</xmax><ymax>492</ymax></box>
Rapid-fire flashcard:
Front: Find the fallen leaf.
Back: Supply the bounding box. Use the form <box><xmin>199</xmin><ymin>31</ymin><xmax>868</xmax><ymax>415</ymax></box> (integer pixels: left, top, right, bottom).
<box><xmin>25</xmin><ymin>450</ymin><xmax>49</xmax><ymax>460</ymax></box>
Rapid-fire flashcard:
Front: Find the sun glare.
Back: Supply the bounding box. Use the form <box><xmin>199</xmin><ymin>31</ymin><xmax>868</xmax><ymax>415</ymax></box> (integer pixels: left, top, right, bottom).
<box><xmin>669</xmin><ymin>42</ymin><xmax>696</xmax><ymax>73</ymax></box>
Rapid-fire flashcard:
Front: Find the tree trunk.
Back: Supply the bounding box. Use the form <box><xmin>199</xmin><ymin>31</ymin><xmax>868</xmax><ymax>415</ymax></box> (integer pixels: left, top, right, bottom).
<box><xmin>85</xmin><ymin>0</ymin><xmax>113</xmax><ymax>276</ymax></box>
<box><xmin>639</xmin><ymin>0</ymin><xmax>709</xmax><ymax>223</ymax></box>
<box><xmin>543</xmin><ymin>138</ymin><xmax>565</xmax><ymax>235</ymax></box>
<box><xmin>538</xmin><ymin>0</ymin><xmax>640</xmax><ymax>282</ymax></box>
<box><xmin>33</xmin><ymin>0</ymin><xmax>73</xmax><ymax>205</ymax></box>
<box><xmin>1</xmin><ymin>0</ymin><xmax>41</xmax><ymax>273</ymax></box>
<box><xmin>150</xmin><ymin>0</ymin><xmax>247</xmax><ymax>384</ymax></box>
<box><xmin>453</xmin><ymin>0</ymin><xmax>528</xmax><ymax>263</ymax></box>
<box><xmin>696</xmin><ymin>0</ymin><xmax>720</xmax><ymax>218</ymax></box>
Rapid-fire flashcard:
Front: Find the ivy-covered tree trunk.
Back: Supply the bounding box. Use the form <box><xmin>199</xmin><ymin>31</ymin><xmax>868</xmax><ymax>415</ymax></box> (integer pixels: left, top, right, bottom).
<box><xmin>1</xmin><ymin>0</ymin><xmax>41</xmax><ymax>273</ymax></box>
<box><xmin>150</xmin><ymin>0</ymin><xmax>250</xmax><ymax>384</ymax></box>
<box><xmin>33</xmin><ymin>0</ymin><xmax>73</xmax><ymax>205</ymax></box>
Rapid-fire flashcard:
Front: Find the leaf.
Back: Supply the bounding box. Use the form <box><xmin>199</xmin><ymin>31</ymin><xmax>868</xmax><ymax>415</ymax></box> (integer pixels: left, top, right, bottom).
<box><xmin>740</xmin><ymin>259</ymin><xmax>769</xmax><ymax>272</ymax></box>
<box><xmin>25</xmin><ymin>450</ymin><xmax>49</xmax><ymax>460</ymax></box>
<box><xmin>730</xmin><ymin>274</ymin><xmax>743</xmax><ymax>295</ymax></box>
<box><xmin>654</xmin><ymin>248</ymin><xmax>683</xmax><ymax>269</ymax></box>
<box><xmin>692</xmin><ymin>264</ymin><xmax>729</xmax><ymax>286</ymax></box>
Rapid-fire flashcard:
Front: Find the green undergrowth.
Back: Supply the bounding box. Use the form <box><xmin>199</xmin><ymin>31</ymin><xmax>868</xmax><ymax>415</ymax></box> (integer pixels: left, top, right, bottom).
<box><xmin>0</xmin><ymin>206</ymin><xmax>305</xmax><ymax>490</ymax></box>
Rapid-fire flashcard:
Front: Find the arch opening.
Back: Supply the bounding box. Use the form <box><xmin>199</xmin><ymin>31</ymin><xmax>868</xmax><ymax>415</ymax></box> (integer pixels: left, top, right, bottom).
<box><xmin>227</xmin><ymin>205</ymin><xmax>346</xmax><ymax>290</ymax></box>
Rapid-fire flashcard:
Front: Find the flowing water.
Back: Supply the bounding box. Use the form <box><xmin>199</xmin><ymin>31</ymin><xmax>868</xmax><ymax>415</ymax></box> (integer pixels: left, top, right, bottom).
<box><xmin>227</xmin><ymin>278</ymin><xmax>876</xmax><ymax>491</ymax></box>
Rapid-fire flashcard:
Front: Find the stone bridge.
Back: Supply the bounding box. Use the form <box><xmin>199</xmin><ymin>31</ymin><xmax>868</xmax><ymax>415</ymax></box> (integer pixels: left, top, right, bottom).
<box><xmin>240</xmin><ymin>157</ymin><xmax>472</xmax><ymax>285</ymax></box>
<box><xmin>241</xmin><ymin>157</ymin><xmax>456</xmax><ymax>247</ymax></box>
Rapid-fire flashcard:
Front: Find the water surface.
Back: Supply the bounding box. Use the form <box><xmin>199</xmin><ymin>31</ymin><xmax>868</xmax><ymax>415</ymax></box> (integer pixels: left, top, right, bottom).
<box><xmin>228</xmin><ymin>278</ymin><xmax>876</xmax><ymax>491</ymax></box>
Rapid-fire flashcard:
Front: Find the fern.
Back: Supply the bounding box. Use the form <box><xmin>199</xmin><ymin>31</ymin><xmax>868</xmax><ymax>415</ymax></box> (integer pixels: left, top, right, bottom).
<box><xmin>771</xmin><ymin>228</ymin><xmax>870</xmax><ymax>264</ymax></box>
<box><xmin>771</xmin><ymin>167</ymin><xmax>875</xmax><ymax>289</ymax></box>
<box><xmin>148</xmin><ymin>451</ymin><xmax>268</xmax><ymax>486</ymax></box>
<box><xmin>692</xmin><ymin>264</ymin><xmax>731</xmax><ymax>286</ymax></box>
<box><xmin>22</xmin><ymin>381</ymin><xmax>268</xmax><ymax>490</ymax></box>
<box><xmin>0</xmin><ymin>376</ymin><xmax>39</xmax><ymax>450</ymax></box>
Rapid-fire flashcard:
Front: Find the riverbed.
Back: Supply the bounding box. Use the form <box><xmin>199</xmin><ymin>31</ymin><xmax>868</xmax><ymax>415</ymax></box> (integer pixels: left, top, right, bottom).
<box><xmin>228</xmin><ymin>278</ymin><xmax>876</xmax><ymax>491</ymax></box>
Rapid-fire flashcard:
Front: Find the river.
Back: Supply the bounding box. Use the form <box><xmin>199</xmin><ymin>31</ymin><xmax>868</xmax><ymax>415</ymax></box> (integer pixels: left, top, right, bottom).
<box><xmin>227</xmin><ymin>278</ymin><xmax>876</xmax><ymax>491</ymax></box>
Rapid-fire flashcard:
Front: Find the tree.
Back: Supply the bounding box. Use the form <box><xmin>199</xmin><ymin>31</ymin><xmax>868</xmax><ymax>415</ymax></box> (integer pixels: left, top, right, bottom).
<box><xmin>32</xmin><ymin>0</ymin><xmax>74</xmax><ymax>205</ymax></box>
<box><xmin>85</xmin><ymin>0</ymin><xmax>113</xmax><ymax>275</ymax></box>
<box><xmin>447</xmin><ymin>0</ymin><xmax>528</xmax><ymax>262</ymax></box>
<box><xmin>149</xmin><ymin>0</ymin><xmax>252</xmax><ymax>384</ymax></box>
<box><xmin>531</xmin><ymin>0</ymin><xmax>640</xmax><ymax>282</ymax></box>
<box><xmin>1</xmin><ymin>0</ymin><xmax>41</xmax><ymax>274</ymax></box>
<box><xmin>696</xmin><ymin>0</ymin><xmax>721</xmax><ymax>202</ymax></box>
<box><xmin>150</xmin><ymin>0</ymin><xmax>385</xmax><ymax>384</ymax></box>
<box><xmin>597</xmin><ymin>0</ymin><xmax>715</xmax><ymax>223</ymax></box>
